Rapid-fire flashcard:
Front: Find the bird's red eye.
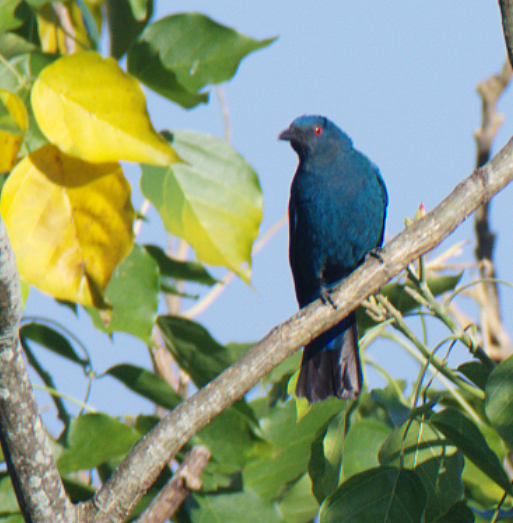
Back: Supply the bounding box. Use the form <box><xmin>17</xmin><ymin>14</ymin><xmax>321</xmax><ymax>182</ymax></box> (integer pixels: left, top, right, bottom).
<box><xmin>314</xmin><ymin>126</ymin><xmax>323</xmax><ymax>136</ymax></box>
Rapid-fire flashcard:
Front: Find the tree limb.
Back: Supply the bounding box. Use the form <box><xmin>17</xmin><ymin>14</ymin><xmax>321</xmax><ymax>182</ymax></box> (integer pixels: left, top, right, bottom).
<box><xmin>136</xmin><ymin>446</ymin><xmax>210</xmax><ymax>523</ymax></box>
<box><xmin>79</xmin><ymin>134</ymin><xmax>513</xmax><ymax>522</ymax></box>
<box><xmin>473</xmin><ymin>60</ymin><xmax>513</xmax><ymax>360</ymax></box>
<box><xmin>0</xmin><ymin>219</ymin><xmax>76</xmax><ymax>523</ymax></box>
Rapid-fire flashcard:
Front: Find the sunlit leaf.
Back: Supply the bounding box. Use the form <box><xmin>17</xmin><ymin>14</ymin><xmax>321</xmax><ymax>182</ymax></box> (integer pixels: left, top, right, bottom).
<box><xmin>0</xmin><ymin>145</ymin><xmax>134</xmax><ymax>306</ymax></box>
<box><xmin>0</xmin><ymin>89</ymin><xmax>27</xmax><ymax>172</ymax></box>
<box><xmin>36</xmin><ymin>5</ymin><xmax>67</xmax><ymax>54</ymax></box>
<box><xmin>183</xmin><ymin>490</ymin><xmax>285</xmax><ymax>523</ymax></box>
<box><xmin>57</xmin><ymin>413</ymin><xmax>140</xmax><ymax>475</ymax></box>
<box><xmin>0</xmin><ymin>33</ymin><xmax>36</xmax><ymax>60</ymax></box>
<box><xmin>141</xmin><ymin>130</ymin><xmax>262</xmax><ymax>282</ymax></box>
<box><xmin>431</xmin><ymin>408</ymin><xmax>512</xmax><ymax>494</ymax></box>
<box><xmin>128</xmin><ymin>12</ymin><xmax>276</xmax><ymax>108</ymax></box>
<box><xmin>0</xmin><ymin>475</ymin><xmax>19</xmax><ymax>513</ymax></box>
<box><xmin>319</xmin><ymin>467</ymin><xmax>427</xmax><ymax>523</ymax></box>
<box><xmin>277</xmin><ymin>474</ymin><xmax>319</xmax><ymax>523</ymax></box>
<box><xmin>21</xmin><ymin>322</ymin><xmax>83</xmax><ymax>365</ymax></box>
<box><xmin>86</xmin><ymin>244</ymin><xmax>159</xmax><ymax>342</ymax></box>
<box><xmin>106</xmin><ymin>364</ymin><xmax>182</xmax><ymax>410</ymax></box>
<box><xmin>31</xmin><ymin>51</ymin><xmax>181</xmax><ymax>165</ymax></box>
<box><xmin>485</xmin><ymin>354</ymin><xmax>513</xmax><ymax>446</ymax></box>
<box><xmin>144</xmin><ymin>244</ymin><xmax>217</xmax><ymax>286</ymax></box>
<box><xmin>0</xmin><ymin>0</ymin><xmax>26</xmax><ymax>33</ymax></box>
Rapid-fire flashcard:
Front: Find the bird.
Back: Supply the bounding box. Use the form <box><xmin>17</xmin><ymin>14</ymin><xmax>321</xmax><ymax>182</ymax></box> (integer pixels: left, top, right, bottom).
<box><xmin>279</xmin><ymin>115</ymin><xmax>387</xmax><ymax>403</ymax></box>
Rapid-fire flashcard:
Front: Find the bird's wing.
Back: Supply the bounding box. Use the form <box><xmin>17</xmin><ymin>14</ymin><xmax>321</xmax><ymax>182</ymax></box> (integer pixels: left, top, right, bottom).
<box><xmin>371</xmin><ymin>163</ymin><xmax>388</xmax><ymax>247</ymax></box>
<box><xmin>288</xmin><ymin>195</ymin><xmax>297</xmax><ymax>281</ymax></box>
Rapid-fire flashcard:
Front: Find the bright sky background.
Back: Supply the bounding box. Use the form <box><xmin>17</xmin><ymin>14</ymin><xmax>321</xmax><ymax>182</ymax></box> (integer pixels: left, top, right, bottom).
<box><xmin>24</xmin><ymin>1</ymin><xmax>513</xmax><ymax>430</ymax></box>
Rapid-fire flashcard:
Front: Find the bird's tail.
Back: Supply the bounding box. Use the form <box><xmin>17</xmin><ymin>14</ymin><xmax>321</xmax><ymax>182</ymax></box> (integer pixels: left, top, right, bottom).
<box><xmin>295</xmin><ymin>312</ymin><xmax>362</xmax><ymax>403</ymax></box>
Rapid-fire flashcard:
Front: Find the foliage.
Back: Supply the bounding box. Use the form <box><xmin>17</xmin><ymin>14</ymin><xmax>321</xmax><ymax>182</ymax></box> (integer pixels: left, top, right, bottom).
<box><xmin>1</xmin><ymin>2</ymin><xmax>513</xmax><ymax>523</ymax></box>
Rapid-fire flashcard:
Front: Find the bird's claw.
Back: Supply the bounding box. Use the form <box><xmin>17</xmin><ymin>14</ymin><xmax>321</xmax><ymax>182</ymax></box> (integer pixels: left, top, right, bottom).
<box><xmin>368</xmin><ymin>247</ymin><xmax>385</xmax><ymax>264</ymax></box>
<box><xmin>320</xmin><ymin>288</ymin><xmax>337</xmax><ymax>310</ymax></box>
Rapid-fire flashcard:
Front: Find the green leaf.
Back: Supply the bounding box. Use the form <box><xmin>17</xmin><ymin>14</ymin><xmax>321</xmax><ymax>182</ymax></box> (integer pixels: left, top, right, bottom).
<box><xmin>105</xmin><ymin>0</ymin><xmax>153</xmax><ymax>59</ymax></box>
<box><xmin>0</xmin><ymin>0</ymin><xmax>26</xmax><ymax>33</ymax></box>
<box><xmin>182</xmin><ymin>490</ymin><xmax>285</xmax><ymax>523</ymax></box>
<box><xmin>62</xmin><ymin>476</ymin><xmax>95</xmax><ymax>503</ymax></box>
<box><xmin>277</xmin><ymin>474</ymin><xmax>319</xmax><ymax>523</ymax></box>
<box><xmin>459</xmin><ymin>360</ymin><xmax>491</xmax><ymax>390</ymax></box>
<box><xmin>127</xmin><ymin>13</ymin><xmax>276</xmax><ymax>108</ymax></box>
<box><xmin>319</xmin><ymin>467</ymin><xmax>427</xmax><ymax>523</ymax></box>
<box><xmin>86</xmin><ymin>244</ymin><xmax>159</xmax><ymax>343</ymax></box>
<box><xmin>370</xmin><ymin>386</ymin><xmax>410</xmax><ymax>427</ymax></box>
<box><xmin>244</xmin><ymin>399</ymin><xmax>344</xmax><ymax>501</ymax></box>
<box><xmin>75</xmin><ymin>0</ymin><xmax>99</xmax><ymax>50</ymax></box>
<box><xmin>485</xmin><ymin>354</ymin><xmax>513</xmax><ymax>446</ymax></box>
<box><xmin>342</xmin><ymin>418</ymin><xmax>391</xmax><ymax>480</ymax></box>
<box><xmin>20</xmin><ymin>322</ymin><xmax>83</xmax><ymax>365</ymax></box>
<box><xmin>144</xmin><ymin>244</ymin><xmax>217</xmax><ymax>285</ymax></box>
<box><xmin>57</xmin><ymin>413</ymin><xmax>140</xmax><ymax>475</ymax></box>
<box><xmin>430</xmin><ymin>408</ymin><xmax>512</xmax><ymax>494</ymax></box>
<box><xmin>379</xmin><ymin>419</ymin><xmax>464</xmax><ymax>521</ymax></box>
<box><xmin>435</xmin><ymin>501</ymin><xmax>474</xmax><ymax>523</ymax></box>
<box><xmin>158</xmin><ymin>315</ymin><xmax>249</xmax><ymax>387</ymax></box>
<box><xmin>0</xmin><ymin>33</ymin><xmax>36</xmax><ymax>60</ymax></box>
<box><xmin>141</xmin><ymin>130</ymin><xmax>262</xmax><ymax>282</ymax></box>
<box><xmin>309</xmin><ymin>411</ymin><xmax>345</xmax><ymax>503</ymax></box>
<box><xmin>0</xmin><ymin>475</ymin><xmax>19</xmax><ymax>513</ymax></box>
<box><xmin>357</xmin><ymin>273</ymin><xmax>462</xmax><ymax>332</ymax></box>
<box><xmin>106</xmin><ymin>364</ymin><xmax>183</xmax><ymax>411</ymax></box>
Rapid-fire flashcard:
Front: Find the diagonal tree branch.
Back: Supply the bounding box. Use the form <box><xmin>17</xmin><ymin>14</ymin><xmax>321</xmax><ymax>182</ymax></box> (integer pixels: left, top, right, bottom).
<box><xmin>0</xmin><ymin>219</ymin><xmax>76</xmax><ymax>523</ymax></box>
<box><xmin>79</xmin><ymin>135</ymin><xmax>513</xmax><ymax>522</ymax></box>
<box><xmin>499</xmin><ymin>0</ymin><xmax>513</xmax><ymax>69</ymax></box>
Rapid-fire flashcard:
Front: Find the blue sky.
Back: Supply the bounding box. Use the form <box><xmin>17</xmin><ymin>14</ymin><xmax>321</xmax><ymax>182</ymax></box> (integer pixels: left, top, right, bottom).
<box><xmin>24</xmin><ymin>1</ymin><xmax>513</xmax><ymax>427</ymax></box>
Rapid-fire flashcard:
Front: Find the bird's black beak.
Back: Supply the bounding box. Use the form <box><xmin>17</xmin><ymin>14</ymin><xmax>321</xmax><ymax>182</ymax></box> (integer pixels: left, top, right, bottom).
<box><xmin>278</xmin><ymin>127</ymin><xmax>295</xmax><ymax>141</ymax></box>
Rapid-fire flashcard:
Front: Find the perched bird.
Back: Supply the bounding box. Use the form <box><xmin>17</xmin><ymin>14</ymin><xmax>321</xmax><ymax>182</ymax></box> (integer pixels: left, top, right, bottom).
<box><xmin>279</xmin><ymin>115</ymin><xmax>387</xmax><ymax>403</ymax></box>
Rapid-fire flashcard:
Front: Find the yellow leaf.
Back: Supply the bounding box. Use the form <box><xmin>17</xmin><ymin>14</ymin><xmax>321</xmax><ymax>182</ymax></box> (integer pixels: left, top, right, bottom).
<box><xmin>31</xmin><ymin>52</ymin><xmax>181</xmax><ymax>165</ymax></box>
<box><xmin>0</xmin><ymin>89</ymin><xmax>28</xmax><ymax>172</ymax></box>
<box><xmin>0</xmin><ymin>145</ymin><xmax>135</xmax><ymax>307</ymax></box>
<box><xmin>36</xmin><ymin>5</ymin><xmax>68</xmax><ymax>54</ymax></box>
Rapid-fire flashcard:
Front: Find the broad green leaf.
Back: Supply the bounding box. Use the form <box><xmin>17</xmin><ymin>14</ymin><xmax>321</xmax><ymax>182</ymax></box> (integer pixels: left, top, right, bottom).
<box><xmin>462</xmin><ymin>422</ymin><xmax>507</xmax><ymax>507</ymax></box>
<box><xmin>380</xmin><ymin>419</ymin><xmax>463</xmax><ymax>521</ymax></box>
<box><xmin>62</xmin><ymin>476</ymin><xmax>96</xmax><ymax>503</ymax></box>
<box><xmin>309</xmin><ymin>411</ymin><xmax>345</xmax><ymax>503</ymax></box>
<box><xmin>278</xmin><ymin>474</ymin><xmax>319</xmax><ymax>523</ymax></box>
<box><xmin>357</xmin><ymin>273</ymin><xmax>462</xmax><ymax>332</ymax></box>
<box><xmin>0</xmin><ymin>33</ymin><xmax>36</xmax><ymax>60</ymax></box>
<box><xmin>0</xmin><ymin>475</ymin><xmax>19</xmax><ymax>513</ymax></box>
<box><xmin>319</xmin><ymin>467</ymin><xmax>427</xmax><ymax>523</ymax></box>
<box><xmin>86</xmin><ymin>244</ymin><xmax>159</xmax><ymax>342</ymax></box>
<box><xmin>0</xmin><ymin>0</ymin><xmax>26</xmax><ymax>33</ymax></box>
<box><xmin>485</xmin><ymin>354</ymin><xmax>513</xmax><ymax>445</ymax></box>
<box><xmin>435</xmin><ymin>501</ymin><xmax>475</xmax><ymax>523</ymax></box>
<box><xmin>370</xmin><ymin>386</ymin><xmax>410</xmax><ymax>427</ymax></box>
<box><xmin>197</xmin><ymin>407</ymin><xmax>265</xmax><ymax>470</ymax></box>
<box><xmin>342</xmin><ymin>418</ymin><xmax>391</xmax><ymax>480</ymax></box>
<box><xmin>57</xmin><ymin>413</ymin><xmax>140</xmax><ymax>475</ymax></box>
<box><xmin>244</xmin><ymin>399</ymin><xmax>344</xmax><ymax>501</ymax></box>
<box><xmin>0</xmin><ymin>515</ymin><xmax>24</xmax><ymax>522</ymax></box>
<box><xmin>141</xmin><ymin>130</ymin><xmax>262</xmax><ymax>282</ymax></box>
<box><xmin>127</xmin><ymin>13</ymin><xmax>276</xmax><ymax>108</ymax></box>
<box><xmin>0</xmin><ymin>89</ymin><xmax>27</xmax><ymax>172</ymax></box>
<box><xmin>106</xmin><ymin>0</ymin><xmax>153</xmax><ymax>59</ymax></box>
<box><xmin>158</xmin><ymin>315</ymin><xmax>250</xmax><ymax>387</ymax></box>
<box><xmin>20</xmin><ymin>322</ymin><xmax>83</xmax><ymax>365</ymax></box>
<box><xmin>182</xmin><ymin>490</ymin><xmax>285</xmax><ymax>523</ymax></box>
<box><xmin>144</xmin><ymin>244</ymin><xmax>217</xmax><ymax>285</ymax></box>
<box><xmin>0</xmin><ymin>145</ymin><xmax>134</xmax><ymax>306</ymax></box>
<box><xmin>106</xmin><ymin>364</ymin><xmax>183</xmax><ymax>411</ymax></box>
<box><xmin>31</xmin><ymin>51</ymin><xmax>180</xmax><ymax>165</ymax></box>
<box><xmin>459</xmin><ymin>360</ymin><xmax>491</xmax><ymax>390</ymax></box>
<box><xmin>430</xmin><ymin>408</ymin><xmax>512</xmax><ymax>494</ymax></box>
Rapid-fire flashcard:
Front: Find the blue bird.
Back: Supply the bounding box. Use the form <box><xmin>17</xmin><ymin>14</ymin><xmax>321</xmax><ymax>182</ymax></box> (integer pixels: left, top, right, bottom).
<box><xmin>279</xmin><ymin>115</ymin><xmax>387</xmax><ymax>403</ymax></box>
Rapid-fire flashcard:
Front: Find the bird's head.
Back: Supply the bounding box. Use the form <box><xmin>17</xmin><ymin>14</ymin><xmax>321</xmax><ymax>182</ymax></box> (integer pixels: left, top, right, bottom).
<box><xmin>279</xmin><ymin>115</ymin><xmax>352</xmax><ymax>161</ymax></box>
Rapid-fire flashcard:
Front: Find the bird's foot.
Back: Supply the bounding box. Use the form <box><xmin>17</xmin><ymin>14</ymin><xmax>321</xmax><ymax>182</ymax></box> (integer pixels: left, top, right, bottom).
<box><xmin>368</xmin><ymin>247</ymin><xmax>385</xmax><ymax>264</ymax></box>
<box><xmin>320</xmin><ymin>288</ymin><xmax>337</xmax><ymax>310</ymax></box>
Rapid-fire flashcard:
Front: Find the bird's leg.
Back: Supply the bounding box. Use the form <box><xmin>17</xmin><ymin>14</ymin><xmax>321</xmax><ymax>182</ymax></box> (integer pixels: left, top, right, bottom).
<box><xmin>320</xmin><ymin>286</ymin><xmax>337</xmax><ymax>310</ymax></box>
<box><xmin>367</xmin><ymin>246</ymin><xmax>385</xmax><ymax>264</ymax></box>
